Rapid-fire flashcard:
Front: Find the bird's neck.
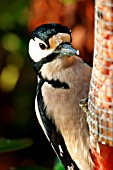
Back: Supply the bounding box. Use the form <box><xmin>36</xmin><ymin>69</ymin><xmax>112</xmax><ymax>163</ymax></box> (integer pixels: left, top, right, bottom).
<box><xmin>40</xmin><ymin>56</ymin><xmax>76</xmax><ymax>80</ymax></box>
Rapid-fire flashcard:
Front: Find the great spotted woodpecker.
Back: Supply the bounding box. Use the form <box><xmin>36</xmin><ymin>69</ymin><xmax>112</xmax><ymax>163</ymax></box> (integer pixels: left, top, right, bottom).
<box><xmin>28</xmin><ymin>23</ymin><xmax>96</xmax><ymax>170</ymax></box>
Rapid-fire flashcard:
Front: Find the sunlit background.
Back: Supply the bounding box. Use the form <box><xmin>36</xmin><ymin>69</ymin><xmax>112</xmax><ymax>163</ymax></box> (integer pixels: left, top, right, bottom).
<box><xmin>0</xmin><ymin>0</ymin><xmax>94</xmax><ymax>169</ymax></box>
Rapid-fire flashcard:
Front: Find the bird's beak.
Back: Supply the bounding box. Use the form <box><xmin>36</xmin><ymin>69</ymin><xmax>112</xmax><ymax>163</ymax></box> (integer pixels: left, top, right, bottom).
<box><xmin>59</xmin><ymin>43</ymin><xmax>79</xmax><ymax>56</ymax></box>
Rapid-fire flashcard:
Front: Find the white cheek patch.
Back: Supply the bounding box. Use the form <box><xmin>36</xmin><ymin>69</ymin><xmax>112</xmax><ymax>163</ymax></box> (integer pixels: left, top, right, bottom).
<box><xmin>29</xmin><ymin>38</ymin><xmax>54</xmax><ymax>62</ymax></box>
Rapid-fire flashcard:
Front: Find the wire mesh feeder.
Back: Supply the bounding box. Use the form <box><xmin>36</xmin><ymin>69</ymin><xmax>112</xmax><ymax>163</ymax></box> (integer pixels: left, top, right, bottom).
<box><xmin>88</xmin><ymin>0</ymin><xmax>113</xmax><ymax>146</ymax></box>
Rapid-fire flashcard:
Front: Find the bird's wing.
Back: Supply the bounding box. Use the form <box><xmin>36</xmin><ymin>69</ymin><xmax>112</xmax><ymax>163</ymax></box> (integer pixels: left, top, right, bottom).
<box><xmin>36</xmin><ymin>83</ymin><xmax>79</xmax><ymax>170</ymax></box>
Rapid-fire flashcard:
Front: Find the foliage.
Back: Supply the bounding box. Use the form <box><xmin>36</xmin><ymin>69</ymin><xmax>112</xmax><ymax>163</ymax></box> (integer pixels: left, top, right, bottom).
<box><xmin>0</xmin><ymin>138</ymin><xmax>33</xmax><ymax>153</ymax></box>
<box><xmin>53</xmin><ymin>159</ymin><xmax>65</xmax><ymax>170</ymax></box>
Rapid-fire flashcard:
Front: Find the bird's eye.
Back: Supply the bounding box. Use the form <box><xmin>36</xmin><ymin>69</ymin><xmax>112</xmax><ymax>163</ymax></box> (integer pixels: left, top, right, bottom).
<box><xmin>39</xmin><ymin>43</ymin><xmax>46</xmax><ymax>50</ymax></box>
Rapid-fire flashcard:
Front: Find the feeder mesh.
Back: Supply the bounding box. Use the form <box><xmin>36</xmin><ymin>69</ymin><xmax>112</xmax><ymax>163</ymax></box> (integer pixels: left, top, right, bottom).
<box><xmin>88</xmin><ymin>0</ymin><xmax>113</xmax><ymax>146</ymax></box>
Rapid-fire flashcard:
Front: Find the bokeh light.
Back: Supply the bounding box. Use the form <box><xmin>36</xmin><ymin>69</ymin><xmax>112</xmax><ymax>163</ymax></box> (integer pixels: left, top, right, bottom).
<box><xmin>0</xmin><ymin>64</ymin><xmax>19</xmax><ymax>92</ymax></box>
<box><xmin>2</xmin><ymin>33</ymin><xmax>21</xmax><ymax>52</ymax></box>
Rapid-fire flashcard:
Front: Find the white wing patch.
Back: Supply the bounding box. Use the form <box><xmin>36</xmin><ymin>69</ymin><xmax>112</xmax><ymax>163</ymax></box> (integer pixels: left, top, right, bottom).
<box><xmin>67</xmin><ymin>163</ymin><xmax>74</xmax><ymax>170</ymax></box>
<box><xmin>29</xmin><ymin>38</ymin><xmax>54</xmax><ymax>62</ymax></box>
<box><xmin>58</xmin><ymin>145</ymin><xmax>63</xmax><ymax>157</ymax></box>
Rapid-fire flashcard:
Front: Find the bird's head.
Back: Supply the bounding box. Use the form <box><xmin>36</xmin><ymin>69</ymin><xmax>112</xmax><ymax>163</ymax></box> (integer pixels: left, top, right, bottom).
<box><xmin>28</xmin><ymin>23</ymin><xmax>79</xmax><ymax>73</ymax></box>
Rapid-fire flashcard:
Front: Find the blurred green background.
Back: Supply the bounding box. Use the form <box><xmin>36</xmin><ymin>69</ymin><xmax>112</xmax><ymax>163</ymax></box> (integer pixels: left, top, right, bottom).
<box><xmin>0</xmin><ymin>0</ymin><xmax>94</xmax><ymax>169</ymax></box>
<box><xmin>0</xmin><ymin>0</ymin><xmax>56</xmax><ymax>169</ymax></box>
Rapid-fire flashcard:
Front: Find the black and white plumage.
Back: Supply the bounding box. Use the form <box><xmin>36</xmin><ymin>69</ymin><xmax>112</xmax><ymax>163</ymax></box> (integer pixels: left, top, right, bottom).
<box><xmin>28</xmin><ymin>23</ymin><xmax>95</xmax><ymax>170</ymax></box>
